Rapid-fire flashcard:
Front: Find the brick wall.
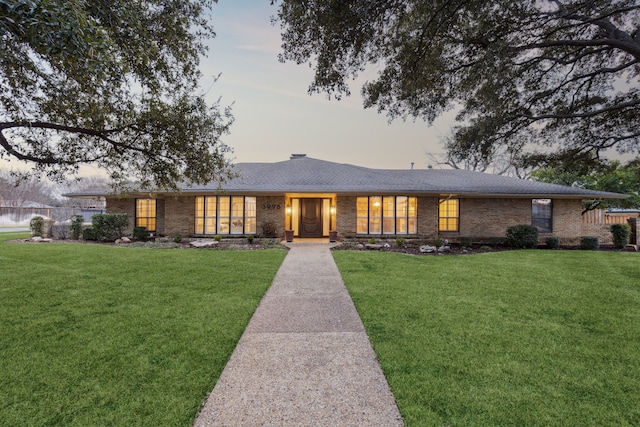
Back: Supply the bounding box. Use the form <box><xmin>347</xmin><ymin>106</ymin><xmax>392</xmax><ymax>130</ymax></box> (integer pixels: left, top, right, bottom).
<box><xmin>334</xmin><ymin>196</ymin><xmax>598</xmax><ymax>245</ymax></box>
<box><xmin>258</xmin><ymin>196</ymin><xmax>286</xmax><ymax>238</ymax></box>
<box><xmin>108</xmin><ymin>194</ymin><xmax>605</xmax><ymax>244</ymax></box>
<box><xmin>164</xmin><ymin>196</ymin><xmax>195</xmax><ymax>237</ymax></box>
<box><xmin>336</xmin><ymin>196</ymin><xmax>356</xmax><ymax>237</ymax></box>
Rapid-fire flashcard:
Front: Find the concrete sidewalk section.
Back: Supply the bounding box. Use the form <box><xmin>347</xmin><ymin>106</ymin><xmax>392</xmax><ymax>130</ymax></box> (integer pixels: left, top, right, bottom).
<box><xmin>193</xmin><ymin>243</ymin><xmax>404</xmax><ymax>426</ymax></box>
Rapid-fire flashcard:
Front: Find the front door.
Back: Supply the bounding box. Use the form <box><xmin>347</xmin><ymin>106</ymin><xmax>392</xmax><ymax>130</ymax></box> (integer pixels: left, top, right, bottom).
<box><xmin>300</xmin><ymin>198</ymin><xmax>323</xmax><ymax>237</ymax></box>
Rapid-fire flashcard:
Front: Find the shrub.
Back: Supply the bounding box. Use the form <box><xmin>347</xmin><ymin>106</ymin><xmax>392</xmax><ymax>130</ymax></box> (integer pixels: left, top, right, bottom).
<box><xmin>91</xmin><ymin>213</ymin><xmax>129</xmax><ymax>241</ymax></box>
<box><xmin>580</xmin><ymin>236</ymin><xmax>600</xmax><ymax>250</ymax></box>
<box><xmin>610</xmin><ymin>223</ymin><xmax>631</xmax><ymax>248</ymax></box>
<box><xmin>395</xmin><ymin>237</ymin><xmax>405</xmax><ymax>248</ymax></box>
<box><xmin>460</xmin><ymin>236</ymin><xmax>473</xmax><ymax>247</ymax></box>
<box><xmin>506</xmin><ymin>225</ymin><xmax>539</xmax><ymax>249</ymax></box>
<box><xmin>545</xmin><ymin>236</ymin><xmax>560</xmax><ymax>249</ymax></box>
<box><xmin>133</xmin><ymin>226</ymin><xmax>149</xmax><ymax>240</ymax></box>
<box><xmin>262</xmin><ymin>222</ymin><xmax>278</xmax><ymax>238</ymax></box>
<box><xmin>82</xmin><ymin>227</ymin><xmax>97</xmax><ymax>241</ymax></box>
<box><xmin>488</xmin><ymin>237</ymin><xmax>504</xmax><ymax>246</ymax></box>
<box><xmin>368</xmin><ymin>237</ymin><xmax>377</xmax><ymax>244</ymax></box>
<box><xmin>29</xmin><ymin>216</ymin><xmax>45</xmax><ymax>237</ymax></box>
<box><xmin>52</xmin><ymin>223</ymin><xmax>70</xmax><ymax>240</ymax></box>
<box><xmin>69</xmin><ymin>215</ymin><xmax>84</xmax><ymax>240</ymax></box>
<box><xmin>173</xmin><ymin>234</ymin><xmax>182</xmax><ymax>243</ymax></box>
<box><xmin>247</xmin><ymin>235</ymin><xmax>254</xmax><ymax>244</ymax></box>
<box><xmin>214</xmin><ymin>235</ymin><xmax>222</xmax><ymax>242</ymax></box>
<box><xmin>433</xmin><ymin>237</ymin><xmax>443</xmax><ymax>247</ymax></box>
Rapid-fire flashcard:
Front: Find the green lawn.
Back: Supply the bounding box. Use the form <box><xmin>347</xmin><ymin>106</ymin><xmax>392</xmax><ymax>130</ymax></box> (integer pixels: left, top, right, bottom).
<box><xmin>0</xmin><ymin>233</ymin><xmax>286</xmax><ymax>426</ymax></box>
<box><xmin>333</xmin><ymin>250</ymin><xmax>640</xmax><ymax>427</ymax></box>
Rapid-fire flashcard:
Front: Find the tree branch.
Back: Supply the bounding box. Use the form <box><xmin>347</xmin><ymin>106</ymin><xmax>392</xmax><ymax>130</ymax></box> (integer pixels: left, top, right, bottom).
<box><xmin>518</xmin><ymin>99</ymin><xmax>640</xmax><ymax>120</ymax></box>
<box><xmin>0</xmin><ymin>120</ymin><xmax>155</xmax><ymax>158</ymax></box>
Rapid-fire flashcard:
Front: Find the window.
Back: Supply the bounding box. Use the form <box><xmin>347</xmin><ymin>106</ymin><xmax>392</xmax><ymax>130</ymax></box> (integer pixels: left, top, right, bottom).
<box><xmin>195</xmin><ymin>196</ymin><xmax>257</xmax><ymax>235</ymax></box>
<box><xmin>532</xmin><ymin>199</ymin><xmax>552</xmax><ymax>232</ymax></box>
<box><xmin>136</xmin><ymin>199</ymin><xmax>156</xmax><ymax>232</ymax></box>
<box><xmin>356</xmin><ymin>196</ymin><xmax>418</xmax><ymax>234</ymax></box>
<box><xmin>438</xmin><ymin>198</ymin><xmax>459</xmax><ymax>232</ymax></box>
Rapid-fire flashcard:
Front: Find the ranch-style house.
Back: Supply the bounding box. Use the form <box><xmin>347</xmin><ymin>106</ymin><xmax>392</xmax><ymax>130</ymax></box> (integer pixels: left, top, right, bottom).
<box><xmin>74</xmin><ymin>154</ymin><xmax>628</xmax><ymax>245</ymax></box>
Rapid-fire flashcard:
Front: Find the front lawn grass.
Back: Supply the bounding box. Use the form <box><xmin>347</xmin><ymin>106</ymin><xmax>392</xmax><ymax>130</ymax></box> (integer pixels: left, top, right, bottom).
<box><xmin>0</xmin><ymin>234</ymin><xmax>286</xmax><ymax>426</ymax></box>
<box><xmin>333</xmin><ymin>250</ymin><xmax>640</xmax><ymax>427</ymax></box>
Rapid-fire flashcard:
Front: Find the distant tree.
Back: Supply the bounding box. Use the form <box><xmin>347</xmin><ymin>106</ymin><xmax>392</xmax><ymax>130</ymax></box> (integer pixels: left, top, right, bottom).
<box><xmin>0</xmin><ymin>170</ymin><xmax>55</xmax><ymax>206</ymax></box>
<box><xmin>531</xmin><ymin>159</ymin><xmax>640</xmax><ymax>210</ymax></box>
<box><xmin>1</xmin><ymin>0</ymin><xmax>233</xmax><ymax>190</ymax></box>
<box><xmin>273</xmin><ymin>0</ymin><xmax>640</xmax><ymax>170</ymax></box>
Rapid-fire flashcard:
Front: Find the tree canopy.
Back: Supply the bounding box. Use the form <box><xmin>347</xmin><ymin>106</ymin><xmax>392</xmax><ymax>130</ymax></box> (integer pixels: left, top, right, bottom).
<box><xmin>274</xmin><ymin>0</ymin><xmax>640</xmax><ymax>170</ymax></box>
<box><xmin>532</xmin><ymin>158</ymin><xmax>640</xmax><ymax>209</ymax></box>
<box><xmin>0</xmin><ymin>0</ymin><xmax>232</xmax><ymax>190</ymax></box>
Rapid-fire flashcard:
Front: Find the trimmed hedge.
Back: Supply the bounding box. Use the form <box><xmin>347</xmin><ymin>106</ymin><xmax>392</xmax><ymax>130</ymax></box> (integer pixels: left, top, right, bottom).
<box><xmin>545</xmin><ymin>236</ymin><xmax>560</xmax><ymax>249</ymax></box>
<box><xmin>90</xmin><ymin>213</ymin><xmax>129</xmax><ymax>241</ymax></box>
<box><xmin>580</xmin><ymin>236</ymin><xmax>600</xmax><ymax>250</ymax></box>
<box><xmin>610</xmin><ymin>224</ymin><xmax>631</xmax><ymax>248</ymax></box>
<box><xmin>506</xmin><ymin>225</ymin><xmax>539</xmax><ymax>249</ymax></box>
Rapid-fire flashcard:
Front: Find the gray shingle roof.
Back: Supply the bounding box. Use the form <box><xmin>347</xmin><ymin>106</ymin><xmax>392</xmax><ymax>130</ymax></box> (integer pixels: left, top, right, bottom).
<box><xmin>183</xmin><ymin>156</ymin><xmax>627</xmax><ymax>199</ymax></box>
<box><xmin>66</xmin><ymin>156</ymin><xmax>628</xmax><ymax>199</ymax></box>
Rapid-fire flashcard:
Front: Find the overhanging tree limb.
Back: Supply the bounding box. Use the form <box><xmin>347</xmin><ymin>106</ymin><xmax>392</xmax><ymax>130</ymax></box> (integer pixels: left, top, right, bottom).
<box><xmin>0</xmin><ymin>0</ymin><xmax>233</xmax><ymax>190</ymax></box>
<box><xmin>274</xmin><ymin>0</ymin><xmax>640</xmax><ymax>172</ymax></box>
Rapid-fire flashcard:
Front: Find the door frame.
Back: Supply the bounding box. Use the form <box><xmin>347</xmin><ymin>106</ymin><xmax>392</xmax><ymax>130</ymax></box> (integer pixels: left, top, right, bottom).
<box><xmin>288</xmin><ymin>196</ymin><xmax>335</xmax><ymax>238</ymax></box>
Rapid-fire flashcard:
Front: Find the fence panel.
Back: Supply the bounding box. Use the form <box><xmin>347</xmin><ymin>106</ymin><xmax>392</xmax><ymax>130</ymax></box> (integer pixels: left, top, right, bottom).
<box><xmin>582</xmin><ymin>209</ymin><xmax>639</xmax><ymax>225</ymax></box>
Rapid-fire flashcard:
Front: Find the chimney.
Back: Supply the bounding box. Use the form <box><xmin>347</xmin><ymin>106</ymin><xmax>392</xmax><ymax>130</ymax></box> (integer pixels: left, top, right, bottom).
<box><xmin>411</xmin><ymin>162</ymin><xmax>414</xmax><ymax>170</ymax></box>
<box><xmin>290</xmin><ymin>154</ymin><xmax>307</xmax><ymax>159</ymax></box>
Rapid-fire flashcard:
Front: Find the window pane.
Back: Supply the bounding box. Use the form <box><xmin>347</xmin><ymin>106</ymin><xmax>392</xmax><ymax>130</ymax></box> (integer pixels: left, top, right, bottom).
<box><xmin>382</xmin><ymin>197</ymin><xmax>395</xmax><ymax>234</ymax></box>
<box><xmin>357</xmin><ymin>218</ymin><xmax>368</xmax><ymax>234</ymax></box>
<box><xmin>396</xmin><ymin>218</ymin><xmax>407</xmax><ymax>234</ymax></box>
<box><xmin>206</xmin><ymin>218</ymin><xmax>216</xmax><ymax>233</ymax></box>
<box><xmin>356</xmin><ymin>197</ymin><xmax>368</xmax><ymax>234</ymax></box>
<box><xmin>245</xmin><ymin>218</ymin><xmax>256</xmax><ymax>234</ymax></box>
<box><xmin>532</xmin><ymin>199</ymin><xmax>552</xmax><ymax>232</ymax></box>
<box><xmin>245</xmin><ymin>197</ymin><xmax>256</xmax><ymax>217</ymax></box>
<box><xmin>195</xmin><ymin>197</ymin><xmax>204</xmax><ymax>234</ymax></box>
<box><xmin>206</xmin><ymin>197</ymin><xmax>216</xmax><ymax>218</ymax></box>
<box><xmin>136</xmin><ymin>199</ymin><xmax>156</xmax><ymax>231</ymax></box>
<box><xmin>439</xmin><ymin>199</ymin><xmax>459</xmax><ymax>232</ymax></box>
<box><xmin>231</xmin><ymin>197</ymin><xmax>243</xmax><ymax>217</ymax></box>
<box><xmin>356</xmin><ymin>197</ymin><xmax>368</xmax><ymax>216</ymax></box>
<box><xmin>408</xmin><ymin>218</ymin><xmax>417</xmax><ymax>234</ymax></box>
<box><xmin>245</xmin><ymin>197</ymin><xmax>256</xmax><ymax>234</ymax></box>
<box><xmin>369</xmin><ymin>197</ymin><xmax>382</xmax><ymax>233</ymax></box>
<box><xmin>195</xmin><ymin>197</ymin><xmax>204</xmax><ymax>215</ymax></box>
<box><xmin>218</xmin><ymin>197</ymin><xmax>230</xmax><ymax>234</ymax></box>
<box><xmin>408</xmin><ymin>197</ymin><xmax>417</xmax><ymax>216</ymax></box>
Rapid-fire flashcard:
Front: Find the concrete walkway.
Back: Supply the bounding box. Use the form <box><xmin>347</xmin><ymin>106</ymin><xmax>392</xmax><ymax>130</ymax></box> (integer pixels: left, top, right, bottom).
<box><xmin>193</xmin><ymin>243</ymin><xmax>404</xmax><ymax>426</ymax></box>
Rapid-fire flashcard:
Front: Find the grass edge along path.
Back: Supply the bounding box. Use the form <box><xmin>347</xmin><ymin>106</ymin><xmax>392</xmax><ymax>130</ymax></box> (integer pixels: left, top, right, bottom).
<box><xmin>333</xmin><ymin>250</ymin><xmax>640</xmax><ymax>427</ymax></box>
<box><xmin>0</xmin><ymin>234</ymin><xmax>287</xmax><ymax>426</ymax></box>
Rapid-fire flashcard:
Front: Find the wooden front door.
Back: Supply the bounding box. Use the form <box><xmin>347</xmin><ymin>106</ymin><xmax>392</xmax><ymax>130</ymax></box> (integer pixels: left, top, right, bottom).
<box><xmin>300</xmin><ymin>198</ymin><xmax>323</xmax><ymax>237</ymax></box>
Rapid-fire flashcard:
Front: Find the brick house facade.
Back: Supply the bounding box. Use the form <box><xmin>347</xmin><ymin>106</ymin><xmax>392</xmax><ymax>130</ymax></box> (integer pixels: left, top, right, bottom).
<box><xmin>97</xmin><ymin>155</ymin><xmax>627</xmax><ymax>245</ymax></box>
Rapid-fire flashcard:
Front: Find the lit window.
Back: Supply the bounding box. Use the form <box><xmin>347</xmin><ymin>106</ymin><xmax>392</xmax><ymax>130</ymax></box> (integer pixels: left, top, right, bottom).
<box><xmin>356</xmin><ymin>197</ymin><xmax>369</xmax><ymax>234</ymax></box>
<box><xmin>532</xmin><ymin>199</ymin><xmax>552</xmax><ymax>232</ymax></box>
<box><xmin>356</xmin><ymin>196</ymin><xmax>418</xmax><ymax>234</ymax></box>
<box><xmin>136</xmin><ymin>199</ymin><xmax>156</xmax><ymax>232</ymax></box>
<box><xmin>195</xmin><ymin>196</ymin><xmax>256</xmax><ymax>235</ymax></box>
<box><xmin>438</xmin><ymin>199</ymin><xmax>459</xmax><ymax>232</ymax></box>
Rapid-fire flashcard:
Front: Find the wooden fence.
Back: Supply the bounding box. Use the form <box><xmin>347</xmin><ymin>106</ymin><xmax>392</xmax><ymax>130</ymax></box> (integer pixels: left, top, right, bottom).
<box><xmin>582</xmin><ymin>209</ymin><xmax>639</xmax><ymax>224</ymax></box>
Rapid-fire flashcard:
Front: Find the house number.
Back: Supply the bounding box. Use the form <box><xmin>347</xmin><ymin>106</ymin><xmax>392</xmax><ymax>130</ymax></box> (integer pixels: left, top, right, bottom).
<box><xmin>262</xmin><ymin>204</ymin><xmax>281</xmax><ymax>210</ymax></box>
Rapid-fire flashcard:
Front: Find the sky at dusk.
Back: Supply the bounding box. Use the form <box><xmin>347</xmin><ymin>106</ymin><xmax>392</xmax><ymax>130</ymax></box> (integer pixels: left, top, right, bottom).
<box><xmin>203</xmin><ymin>0</ymin><xmax>456</xmax><ymax>170</ymax></box>
<box><xmin>0</xmin><ymin>0</ymin><xmax>456</xmax><ymax>177</ymax></box>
